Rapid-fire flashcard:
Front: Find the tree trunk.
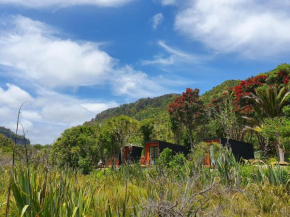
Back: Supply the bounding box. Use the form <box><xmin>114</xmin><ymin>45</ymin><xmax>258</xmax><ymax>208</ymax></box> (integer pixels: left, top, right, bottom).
<box><xmin>275</xmin><ymin>129</ymin><xmax>284</xmax><ymax>163</ymax></box>
<box><xmin>188</xmin><ymin>129</ymin><xmax>194</xmax><ymax>150</ymax></box>
<box><xmin>278</xmin><ymin>146</ymin><xmax>285</xmax><ymax>163</ymax></box>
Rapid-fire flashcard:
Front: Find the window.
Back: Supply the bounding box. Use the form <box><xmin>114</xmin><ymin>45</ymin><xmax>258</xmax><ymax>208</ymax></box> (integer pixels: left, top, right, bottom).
<box><xmin>150</xmin><ymin>146</ymin><xmax>158</xmax><ymax>165</ymax></box>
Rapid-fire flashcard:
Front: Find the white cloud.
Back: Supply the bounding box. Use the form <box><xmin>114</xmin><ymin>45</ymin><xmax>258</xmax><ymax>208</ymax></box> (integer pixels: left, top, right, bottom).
<box><xmin>81</xmin><ymin>102</ymin><xmax>119</xmax><ymax>113</ymax></box>
<box><xmin>157</xmin><ymin>0</ymin><xmax>176</xmax><ymax>6</ymax></box>
<box><xmin>158</xmin><ymin>40</ymin><xmax>198</xmax><ymax>61</ymax></box>
<box><xmin>175</xmin><ymin>0</ymin><xmax>290</xmax><ymax>58</ymax></box>
<box><xmin>22</xmin><ymin>111</ymin><xmax>42</xmax><ymax>121</ymax></box>
<box><xmin>0</xmin><ymin>83</ymin><xmax>32</xmax><ymax>108</ymax></box>
<box><xmin>0</xmin><ymin>16</ymin><xmax>115</xmax><ymax>89</ymax></box>
<box><xmin>141</xmin><ymin>55</ymin><xmax>175</xmax><ymax>65</ymax></box>
<box><xmin>141</xmin><ymin>40</ymin><xmax>203</xmax><ymax>66</ymax></box>
<box><xmin>0</xmin><ymin>0</ymin><xmax>134</xmax><ymax>8</ymax></box>
<box><xmin>0</xmin><ymin>16</ymin><xmax>162</xmax><ymax>99</ymax></box>
<box><xmin>0</xmin><ymin>83</ymin><xmax>119</xmax><ymax>144</ymax></box>
<box><xmin>152</xmin><ymin>13</ymin><xmax>164</xmax><ymax>29</ymax></box>
<box><xmin>112</xmin><ymin>66</ymin><xmax>164</xmax><ymax>98</ymax></box>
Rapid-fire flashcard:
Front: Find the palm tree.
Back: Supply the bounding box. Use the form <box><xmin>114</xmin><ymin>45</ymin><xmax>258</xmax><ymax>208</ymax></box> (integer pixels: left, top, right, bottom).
<box><xmin>243</xmin><ymin>85</ymin><xmax>289</xmax><ymax>162</ymax></box>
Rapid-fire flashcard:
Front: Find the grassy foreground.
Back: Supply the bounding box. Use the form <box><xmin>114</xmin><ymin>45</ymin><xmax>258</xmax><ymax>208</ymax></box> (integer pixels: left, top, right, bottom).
<box><xmin>0</xmin><ymin>153</ymin><xmax>289</xmax><ymax>217</ymax></box>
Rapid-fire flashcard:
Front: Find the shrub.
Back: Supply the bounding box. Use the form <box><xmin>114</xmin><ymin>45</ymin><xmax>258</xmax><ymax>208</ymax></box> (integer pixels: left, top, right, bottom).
<box><xmin>78</xmin><ymin>157</ymin><xmax>92</xmax><ymax>175</ymax></box>
<box><xmin>169</xmin><ymin>153</ymin><xmax>186</xmax><ymax>168</ymax></box>
<box><xmin>156</xmin><ymin>148</ymin><xmax>173</xmax><ymax>167</ymax></box>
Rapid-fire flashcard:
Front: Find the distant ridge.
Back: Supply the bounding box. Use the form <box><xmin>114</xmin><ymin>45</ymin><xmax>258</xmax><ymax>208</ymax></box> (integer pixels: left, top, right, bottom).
<box><xmin>86</xmin><ymin>79</ymin><xmax>240</xmax><ymax>125</ymax></box>
<box><xmin>87</xmin><ymin>94</ymin><xmax>178</xmax><ymax>124</ymax></box>
<box><xmin>0</xmin><ymin>126</ymin><xmax>30</xmax><ymax>145</ymax></box>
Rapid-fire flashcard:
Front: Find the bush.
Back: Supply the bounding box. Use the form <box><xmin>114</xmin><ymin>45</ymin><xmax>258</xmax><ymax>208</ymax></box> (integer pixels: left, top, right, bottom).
<box><xmin>169</xmin><ymin>153</ymin><xmax>186</xmax><ymax>168</ymax></box>
<box><xmin>156</xmin><ymin>148</ymin><xmax>173</xmax><ymax>167</ymax></box>
<box><xmin>78</xmin><ymin>157</ymin><xmax>92</xmax><ymax>175</ymax></box>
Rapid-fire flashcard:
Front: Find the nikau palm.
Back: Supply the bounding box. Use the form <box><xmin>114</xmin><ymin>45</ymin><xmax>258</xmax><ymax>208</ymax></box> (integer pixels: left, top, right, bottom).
<box><xmin>243</xmin><ymin>85</ymin><xmax>289</xmax><ymax>162</ymax></box>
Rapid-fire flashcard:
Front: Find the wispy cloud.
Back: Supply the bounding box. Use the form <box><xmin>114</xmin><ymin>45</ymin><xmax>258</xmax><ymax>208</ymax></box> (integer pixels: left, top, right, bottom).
<box><xmin>0</xmin><ymin>0</ymin><xmax>134</xmax><ymax>8</ymax></box>
<box><xmin>141</xmin><ymin>40</ymin><xmax>204</xmax><ymax>66</ymax></box>
<box><xmin>156</xmin><ymin>0</ymin><xmax>176</xmax><ymax>6</ymax></box>
<box><xmin>158</xmin><ymin>40</ymin><xmax>199</xmax><ymax>61</ymax></box>
<box><xmin>175</xmin><ymin>0</ymin><xmax>290</xmax><ymax>59</ymax></box>
<box><xmin>141</xmin><ymin>54</ymin><xmax>174</xmax><ymax>65</ymax></box>
<box><xmin>151</xmin><ymin>13</ymin><xmax>164</xmax><ymax>30</ymax></box>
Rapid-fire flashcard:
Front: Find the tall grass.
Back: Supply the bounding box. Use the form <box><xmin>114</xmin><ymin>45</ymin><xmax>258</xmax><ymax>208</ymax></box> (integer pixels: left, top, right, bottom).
<box><xmin>0</xmin><ymin>151</ymin><xmax>289</xmax><ymax>216</ymax></box>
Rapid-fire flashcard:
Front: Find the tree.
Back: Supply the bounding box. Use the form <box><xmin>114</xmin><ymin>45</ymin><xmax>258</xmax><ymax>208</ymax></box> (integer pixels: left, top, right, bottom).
<box><xmin>106</xmin><ymin>116</ymin><xmax>139</xmax><ymax>164</ymax></box>
<box><xmin>0</xmin><ymin>134</ymin><xmax>14</xmax><ymax>153</ymax></box>
<box><xmin>98</xmin><ymin>123</ymin><xmax>119</xmax><ymax>167</ymax></box>
<box><xmin>244</xmin><ymin>85</ymin><xmax>290</xmax><ymax>162</ymax></box>
<box><xmin>51</xmin><ymin>125</ymin><xmax>100</xmax><ymax>173</ymax></box>
<box><xmin>140</xmin><ymin>119</ymin><xmax>154</xmax><ymax>142</ymax></box>
<box><xmin>233</xmin><ymin>64</ymin><xmax>290</xmax><ymax>115</ymax></box>
<box><xmin>169</xmin><ymin>115</ymin><xmax>183</xmax><ymax>145</ymax></box>
<box><xmin>168</xmin><ymin>88</ymin><xmax>205</xmax><ymax>149</ymax></box>
<box><xmin>207</xmin><ymin>90</ymin><xmax>244</xmax><ymax>141</ymax></box>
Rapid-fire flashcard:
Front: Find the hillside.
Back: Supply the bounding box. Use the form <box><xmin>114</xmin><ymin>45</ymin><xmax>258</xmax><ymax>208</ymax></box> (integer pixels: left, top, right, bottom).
<box><xmin>87</xmin><ymin>80</ymin><xmax>240</xmax><ymax>125</ymax></box>
<box><xmin>0</xmin><ymin>126</ymin><xmax>30</xmax><ymax>145</ymax></box>
<box><xmin>87</xmin><ymin>94</ymin><xmax>179</xmax><ymax>124</ymax></box>
<box><xmin>200</xmin><ymin>80</ymin><xmax>241</xmax><ymax>104</ymax></box>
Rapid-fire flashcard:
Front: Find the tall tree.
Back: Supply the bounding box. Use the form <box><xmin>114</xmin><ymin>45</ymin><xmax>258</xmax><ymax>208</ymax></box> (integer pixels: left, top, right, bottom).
<box><xmin>244</xmin><ymin>85</ymin><xmax>289</xmax><ymax>162</ymax></box>
<box><xmin>106</xmin><ymin>115</ymin><xmax>139</xmax><ymax>163</ymax></box>
<box><xmin>168</xmin><ymin>88</ymin><xmax>205</xmax><ymax>149</ymax></box>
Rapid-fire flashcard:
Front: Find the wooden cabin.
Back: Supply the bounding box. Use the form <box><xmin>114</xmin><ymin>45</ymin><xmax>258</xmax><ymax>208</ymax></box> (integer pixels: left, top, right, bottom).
<box><xmin>204</xmin><ymin>138</ymin><xmax>254</xmax><ymax>166</ymax></box>
<box><xmin>123</xmin><ymin>145</ymin><xmax>143</xmax><ymax>164</ymax></box>
<box><xmin>107</xmin><ymin>145</ymin><xmax>143</xmax><ymax>166</ymax></box>
<box><xmin>144</xmin><ymin>141</ymin><xmax>189</xmax><ymax>165</ymax></box>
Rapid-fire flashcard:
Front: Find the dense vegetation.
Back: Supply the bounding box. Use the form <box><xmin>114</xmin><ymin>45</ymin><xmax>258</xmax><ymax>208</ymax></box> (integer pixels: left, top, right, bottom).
<box><xmin>200</xmin><ymin>79</ymin><xmax>240</xmax><ymax>104</ymax></box>
<box><xmin>88</xmin><ymin>94</ymin><xmax>178</xmax><ymax>124</ymax></box>
<box><xmin>0</xmin><ymin>146</ymin><xmax>289</xmax><ymax>216</ymax></box>
<box><xmin>0</xmin><ymin>64</ymin><xmax>290</xmax><ymax>216</ymax></box>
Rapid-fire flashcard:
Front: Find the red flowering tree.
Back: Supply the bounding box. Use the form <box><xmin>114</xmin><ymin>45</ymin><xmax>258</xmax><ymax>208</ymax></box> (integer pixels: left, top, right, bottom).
<box><xmin>233</xmin><ymin>65</ymin><xmax>290</xmax><ymax>115</ymax></box>
<box><xmin>168</xmin><ymin>88</ymin><xmax>205</xmax><ymax>149</ymax></box>
<box><xmin>233</xmin><ymin>75</ymin><xmax>268</xmax><ymax>115</ymax></box>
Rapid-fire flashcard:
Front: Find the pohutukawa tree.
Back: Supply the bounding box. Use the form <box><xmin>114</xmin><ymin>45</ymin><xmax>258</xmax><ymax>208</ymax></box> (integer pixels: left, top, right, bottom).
<box><xmin>233</xmin><ymin>64</ymin><xmax>290</xmax><ymax>115</ymax></box>
<box><xmin>168</xmin><ymin>88</ymin><xmax>205</xmax><ymax>149</ymax></box>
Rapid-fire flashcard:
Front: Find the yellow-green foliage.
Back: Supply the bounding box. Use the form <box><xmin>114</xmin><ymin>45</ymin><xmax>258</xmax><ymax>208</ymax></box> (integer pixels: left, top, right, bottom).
<box><xmin>0</xmin><ymin>160</ymin><xmax>289</xmax><ymax>216</ymax></box>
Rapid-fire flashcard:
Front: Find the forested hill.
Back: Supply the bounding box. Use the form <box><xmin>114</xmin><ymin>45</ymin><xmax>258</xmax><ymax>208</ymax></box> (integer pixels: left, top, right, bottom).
<box><xmin>200</xmin><ymin>80</ymin><xmax>240</xmax><ymax>104</ymax></box>
<box><xmin>0</xmin><ymin>126</ymin><xmax>30</xmax><ymax>145</ymax></box>
<box><xmin>87</xmin><ymin>94</ymin><xmax>179</xmax><ymax>124</ymax></box>
<box><xmin>87</xmin><ymin>79</ymin><xmax>241</xmax><ymax>125</ymax></box>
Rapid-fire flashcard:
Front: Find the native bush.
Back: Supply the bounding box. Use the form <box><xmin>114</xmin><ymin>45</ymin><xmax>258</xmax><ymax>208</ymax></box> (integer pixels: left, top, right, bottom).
<box><xmin>156</xmin><ymin>148</ymin><xmax>173</xmax><ymax>168</ymax></box>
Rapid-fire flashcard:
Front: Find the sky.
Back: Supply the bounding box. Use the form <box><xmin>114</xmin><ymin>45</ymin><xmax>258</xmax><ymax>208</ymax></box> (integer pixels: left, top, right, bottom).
<box><xmin>0</xmin><ymin>0</ymin><xmax>289</xmax><ymax>144</ymax></box>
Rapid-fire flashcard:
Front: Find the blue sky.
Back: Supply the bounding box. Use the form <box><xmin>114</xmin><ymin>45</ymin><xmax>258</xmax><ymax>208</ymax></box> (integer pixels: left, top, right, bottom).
<box><xmin>0</xmin><ymin>0</ymin><xmax>289</xmax><ymax>144</ymax></box>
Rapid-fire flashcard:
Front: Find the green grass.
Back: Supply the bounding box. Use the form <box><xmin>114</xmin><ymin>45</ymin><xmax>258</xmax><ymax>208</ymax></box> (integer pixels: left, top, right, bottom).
<box><xmin>0</xmin><ymin>155</ymin><xmax>289</xmax><ymax>217</ymax></box>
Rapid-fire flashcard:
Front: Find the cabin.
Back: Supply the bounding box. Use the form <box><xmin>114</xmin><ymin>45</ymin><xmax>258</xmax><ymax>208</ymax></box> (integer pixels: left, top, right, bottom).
<box><xmin>107</xmin><ymin>144</ymin><xmax>143</xmax><ymax>166</ymax></box>
<box><xmin>204</xmin><ymin>138</ymin><xmax>254</xmax><ymax>166</ymax></box>
<box><xmin>123</xmin><ymin>145</ymin><xmax>143</xmax><ymax>164</ymax></box>
<box><xmin>144</xmin><ymin>141</ymin><xmax>189</xmax><ymax>165</ymax></box>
